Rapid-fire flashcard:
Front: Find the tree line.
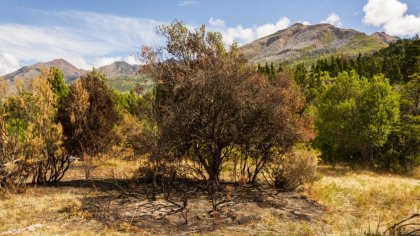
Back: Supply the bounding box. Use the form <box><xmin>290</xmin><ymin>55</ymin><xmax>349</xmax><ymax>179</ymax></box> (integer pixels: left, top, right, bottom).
<box><xmin>259</xmin><ymin>39</ymin><xmax>419</xmax><ymax>171</ymax></box>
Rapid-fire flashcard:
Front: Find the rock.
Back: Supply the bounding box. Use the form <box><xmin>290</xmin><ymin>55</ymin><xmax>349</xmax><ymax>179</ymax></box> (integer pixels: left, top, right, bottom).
<box><xmin>26</xmin><ymin>224</ymin><xmax>42</xmax><ymax>232</ymax></box>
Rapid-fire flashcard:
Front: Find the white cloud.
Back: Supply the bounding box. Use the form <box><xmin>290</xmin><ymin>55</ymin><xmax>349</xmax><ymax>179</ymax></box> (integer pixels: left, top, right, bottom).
<box><xmin>209</xmin><ymin>17</ymin><xmax>225</xmax><ymax>28</ymax></box>
<box><xmin>363</xmin><ymin>0</ymin><xmax>420</xmax><ymax>37</ymax></box>
<box><xmin>0</xmin><ymin>24</ymin><xmax>97</xmax><ymax>72</ymax></box>
<box><xmin>208</xmin><ymin>17</ymin><xmax>291</xmax><ymax>46</ymax></box>
<box><xmin>94</xmin><ymin>56</ymin><xmax>123</xmax><ymax>68</ymax></box>
<box><xmin>301</xmin><ymin>21</ymin><xmax>311</xmax><ymax>25</ymax></box>
<box><xmin>124</xmin><ymin>55</ymin><xmax>141</xmax><ymax>65</ymax></box>
<box><xmin>0</xmin><ymin>10</ymin><xmax>163</xmax><ymax>75</ymax></box>
<box><xmin>0</xmin><ymin>53</ymin><xmax>20</xmax><ymax>75</ymax></box>
<box><xmin>363</xmin><ymin>0</ymin><xmax>406</xmax><ymax>26</ymax></box>
<box><xmin>322</xmin><ymin>13</ymin><xmax>343</xmax><ymax>27</ymax></box>
<box><xmin>0</xmin><ymin>10</ymin><xmax>294</xmax><ymax>75</ymax></box>
<box><xmin>255</xmin><ymin>17</ymin><xmax>290</xmax><ymax>38</ymax></box>
<box><xmin>94</xmin><ymin>55</ymin><xmax>141</xmax><ymax>68</ymax></box>
<box><xmin>178</xmin><ymin>0</ymin><xmax>197</xmax><ymax>7</ymax></box>
<box><xmin>56</xmin><ymin>11</ymin><xmax>163</xmax><ymax>50</ymax></box>
<box><xmin>223</xmin><ymin>26</ymin><xmax>255</xmax><ymax>45</ymax></box>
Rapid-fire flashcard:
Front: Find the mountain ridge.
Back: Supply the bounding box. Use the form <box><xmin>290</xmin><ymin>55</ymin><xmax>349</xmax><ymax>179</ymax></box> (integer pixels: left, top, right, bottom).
<box><xmin>0</xmin><ymin>59</ymin><xmax>144</xmax><ymax>93</ymax></box>
<box><xmin>371</xmin><ymin>32</ymin><xmax>399</xmax><ymax>44</ymax></box>
<box><xmin>0</xmin><ymin>59</ymin><xmax>140</xmax><ymax>83</ymax></box>
<box><xmin>1</xmin><ymin>58</ymin><xmax>86</xmax><ymax>83</ymax></box>
<box><xmin>239</xmin><ymin>23</ymin><xmax>398</xmax><ymax>65</ymax></box>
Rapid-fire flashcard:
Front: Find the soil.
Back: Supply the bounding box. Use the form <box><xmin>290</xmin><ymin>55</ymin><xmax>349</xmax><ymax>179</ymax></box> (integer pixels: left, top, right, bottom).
<box><xmin>70</xmin><ymin>178</ymin><xmax>326</xmax><ymax>235</ymax></box>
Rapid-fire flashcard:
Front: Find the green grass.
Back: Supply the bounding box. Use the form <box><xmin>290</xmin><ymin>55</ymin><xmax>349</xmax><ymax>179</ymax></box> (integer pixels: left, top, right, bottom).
<box><xmin>339</xmin><ymin>34</ymin><xmax>387</xmax><ymax>55</ymax></box>
<box><xmin>106</xmin><ymin>74</ymin><xmax>154</xmax><ymax>93</ymax></box>
<box><xmin>283</xmin><ymin>33</ymin><xmax>388</xmax><ymax>67</ymax></box>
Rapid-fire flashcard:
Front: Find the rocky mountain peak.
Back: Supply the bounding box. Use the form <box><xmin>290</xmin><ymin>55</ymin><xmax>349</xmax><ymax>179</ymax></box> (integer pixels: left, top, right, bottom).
<box><xmin>371</xmin><ymin>32</ymin><xmax>399</xmax><ymax>44</ymax></box>
<box><xmin>240</xmin><ymin>23</ymin><xmax>390</xmax><ymax>65</ymax></box>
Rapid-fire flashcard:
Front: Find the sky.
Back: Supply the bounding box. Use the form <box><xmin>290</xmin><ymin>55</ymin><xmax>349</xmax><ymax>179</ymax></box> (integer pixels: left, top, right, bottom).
<box><xmin>0</xmin><ymin>0</ymin><xmax>419</xmax><ymax>75</ymax></box>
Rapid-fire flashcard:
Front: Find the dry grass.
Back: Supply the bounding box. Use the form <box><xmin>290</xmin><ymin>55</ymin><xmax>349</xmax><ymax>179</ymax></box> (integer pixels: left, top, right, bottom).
<box><xmin>0</xmin><ymin>187</ymin><xmax>104</xmax><ymax>235</ymax></box>
<box><xmin>0</xmin><ymin>159</ymin><xmax>419</xmax><ymax>235</ymax></box>
<box><xmin>305</xmin><ymin>166</ymin><xmax>420</xmax><ymax>235</ymax></box>
<box><xmin>0</xmin><ymin>154</ymin><xmax>142</xmax><ymax>235</ymax></box>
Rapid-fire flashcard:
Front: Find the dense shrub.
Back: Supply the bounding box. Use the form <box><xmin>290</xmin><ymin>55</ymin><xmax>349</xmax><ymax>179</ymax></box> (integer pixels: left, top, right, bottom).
<box><xmin>59</xmin><ymin>70</ymin><xmax>119</xmax><ymax>157</ymax></box>
<box><xmin>381</xmin><ymin>74</ymin><xmax>420</xmax><ymax>171</ymax></box>
<box><xmin>289</xmin><ymin>40</ymin><xmax>420</xmax><ymax>172</ymax></box>
<box><xmin>266</xmin><ymin>148</ymin><xmax>318</xmax><ymax>190</ymax></box>
<box><xmin>0</xmin><ymin>71</ymin><xmax>69</xmax><ymax>189</ymax></box>
<box><xmin>113</xmin><ymin>90</ymin><xmax>157</xmax><ymax>154</ymax></box>
<box><xmin>315</xmin><ymin>71</ymin><xmax>401</xmax><ymax>168</ymax></box>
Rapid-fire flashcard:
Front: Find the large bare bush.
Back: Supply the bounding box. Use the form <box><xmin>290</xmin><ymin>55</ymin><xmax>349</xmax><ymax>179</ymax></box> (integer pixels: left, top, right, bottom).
<box><xmin>141</xmin><ymin>21</ymin><xmax>313</xmax><ymax>183</ymax></box>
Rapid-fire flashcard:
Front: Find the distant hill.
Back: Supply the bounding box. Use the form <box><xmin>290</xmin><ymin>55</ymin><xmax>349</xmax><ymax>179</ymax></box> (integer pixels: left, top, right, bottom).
<box><xmin>1</xmin><ymin>58</ymin><xmax>85</xmax><ymax>83</ymax></box>
<box><xmin>97</xmin><ymin>61</ymin><xmax>153</xmax><ymax>92</ymax></box>
<box><xmin>240</xmin><ymin>23</ymin><xmax>396</xmax><ymax>65</ymax></box>
<box><xmin>97</xmin><ymin>61</ymin><xmax>139</xmax><ymax>77</ymax></box>
<box><xmin>0</xmin><ymin>59</ymin><xmax>86</xmax><ymax>94</ymax></box>
<box><xmin>0</xmin><ymin>59</ymin><xmax>151</xmax><ymax>93</ymax></box>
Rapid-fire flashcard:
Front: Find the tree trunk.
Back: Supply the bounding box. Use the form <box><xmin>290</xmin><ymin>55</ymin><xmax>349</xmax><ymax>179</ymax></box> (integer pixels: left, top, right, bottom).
<box><xmin>207</xmin><ymin>145</ymin><xmax>222</xmax><ymax>184</ymax></box>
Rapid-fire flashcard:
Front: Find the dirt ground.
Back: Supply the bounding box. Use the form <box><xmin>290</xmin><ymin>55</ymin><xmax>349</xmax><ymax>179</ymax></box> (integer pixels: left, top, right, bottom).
<box><xmin>0</xmin><ymin>159</ymin><xmax>419</xmax><ymax>235</ymax></box>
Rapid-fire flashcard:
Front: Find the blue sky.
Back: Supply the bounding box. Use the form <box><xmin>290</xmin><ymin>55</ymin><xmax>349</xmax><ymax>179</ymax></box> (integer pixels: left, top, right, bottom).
<box><xmin>0</xmin><ymin>0</ymin><xmax>419</xmax><ymax>74</ymax></box>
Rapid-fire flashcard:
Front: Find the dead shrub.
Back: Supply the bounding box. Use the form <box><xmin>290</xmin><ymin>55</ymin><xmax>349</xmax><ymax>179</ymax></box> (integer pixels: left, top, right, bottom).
<box><xmin>141</xmin><ymin>21</ymin><xmax>313</xmax><ymax>183</ymax></box>
<box><xmin>266</xmin><ymin>148</ymin><xmax>318</xmax><ymax>190</ymax></box>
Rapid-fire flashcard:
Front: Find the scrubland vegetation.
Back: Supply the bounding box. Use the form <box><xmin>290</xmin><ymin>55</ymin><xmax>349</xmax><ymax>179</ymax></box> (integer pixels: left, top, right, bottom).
<box><xmin>0</xmin><ymin>21</ymin><xmax>419</xmax><ymax>235</ymax></box>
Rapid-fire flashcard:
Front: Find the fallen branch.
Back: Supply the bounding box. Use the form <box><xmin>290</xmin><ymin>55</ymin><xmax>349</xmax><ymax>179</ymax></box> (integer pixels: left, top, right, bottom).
<box><xmin>384</xmin><ymin>214</ymin><xmax>420</xmax><ymax>236</ymax></box>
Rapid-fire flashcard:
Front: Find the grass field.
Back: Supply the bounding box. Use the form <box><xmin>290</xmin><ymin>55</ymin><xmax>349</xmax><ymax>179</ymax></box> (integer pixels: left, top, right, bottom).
<box><xmin>0</xmin><ymin>157</ymin><xmax>418</xmax><ymax>235</ymax></box>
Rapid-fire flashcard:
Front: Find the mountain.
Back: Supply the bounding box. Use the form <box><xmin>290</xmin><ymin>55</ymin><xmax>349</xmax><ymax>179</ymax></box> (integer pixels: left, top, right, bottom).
<box><xmin>371</xmin><ymin>32</ymin><xmax>399</xmax><ymax>44</ymax></box>
<box><xmin>240</xmin><ymin>23</ymin><xmax>393</xmax><ymax>65</ymax></box>
<box><xmin>97</xmin><ymin>61</ymin><xmax>139</xmax><ymax>77</ymax></box>
<box><xmin>0</xmin><ymin>59</ymin><xmax>86</xmax><ymax>94</ymax></box>
<box><xmin>97</xmin><ymin>61</ymin><xmax>153</xmax><ymax>92</ymax></box>
<box><xmin>1</xmin><ymin>58</ymin><xmax>85</xmax><ymax>83</ymax></box>
<box><xmin>0</xmin><ymin>59</ymin><xmax>151</xmax><ymax>94</ymax></box>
